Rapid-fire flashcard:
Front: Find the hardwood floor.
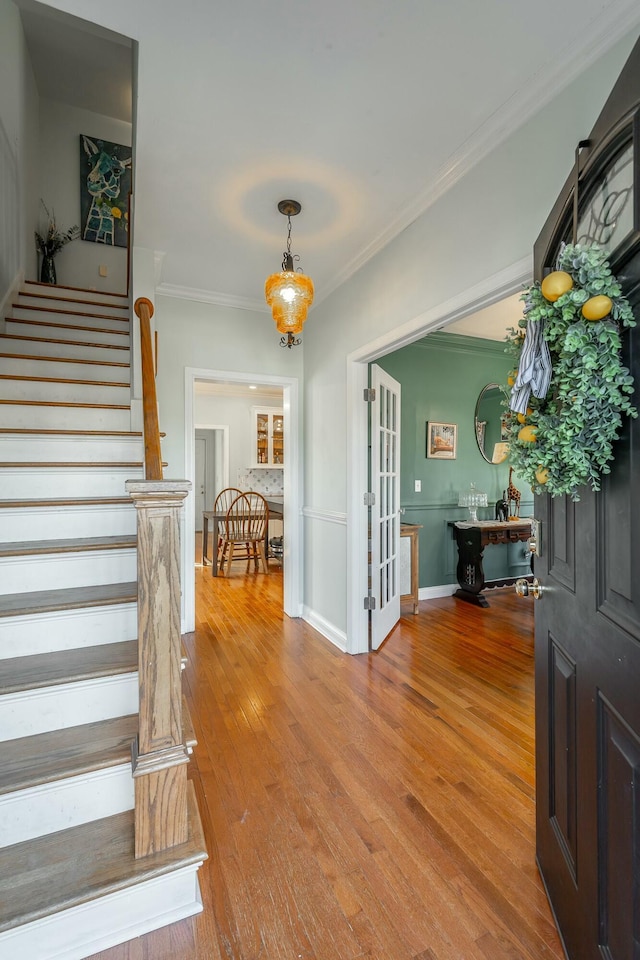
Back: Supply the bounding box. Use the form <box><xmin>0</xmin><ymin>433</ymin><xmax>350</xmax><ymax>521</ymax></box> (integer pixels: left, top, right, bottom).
<box><xmin>89</xmin><ymin>566</ymin><xmax>564</xmax><ymax>960</ymax></box>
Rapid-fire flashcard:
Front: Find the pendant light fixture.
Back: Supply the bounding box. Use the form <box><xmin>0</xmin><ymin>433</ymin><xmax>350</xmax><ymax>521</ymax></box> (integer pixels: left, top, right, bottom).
<box><xmin>265</xmin><ymin>199</ymin><xmax>314</xmax><ymax>348</ymax></box>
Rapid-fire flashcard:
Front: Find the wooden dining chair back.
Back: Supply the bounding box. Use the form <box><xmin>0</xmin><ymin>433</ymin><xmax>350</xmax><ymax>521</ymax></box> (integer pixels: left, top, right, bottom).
<box><xmin>219</xmin><ymin>492</ymin><xmax>269</xmax><ymax>576</ymax></box>
<box><xmin>213</xmin><ymin>486</ymin><xmax>242</xmax><ymax>513</ymax></box>
<box><xmin>211</xmin><ymin>487</ymin><xmax>242</xmax><ymax>563</ymax></box>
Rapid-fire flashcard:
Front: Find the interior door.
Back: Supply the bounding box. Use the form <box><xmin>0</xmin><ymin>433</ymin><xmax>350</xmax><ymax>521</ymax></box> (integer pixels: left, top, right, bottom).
<box><xmin>194</xmin><ymin>436</ymin><xmax>206</xmax><ymax>532</ymax></box>
<box><xmin>530</xmin><ymin>39</ymin><xmax>640</xmax><ymax>960</ymax></box>
<box><xmin>370</xmin><ymin>363</ymin><xmax>401</xmax><ymax>650</ymax></box>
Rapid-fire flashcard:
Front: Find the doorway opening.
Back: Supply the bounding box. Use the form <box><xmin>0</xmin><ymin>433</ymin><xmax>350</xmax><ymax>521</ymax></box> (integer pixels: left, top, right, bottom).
<box><xmin>182</xmin><ymin>366</ymin><xmax>302</xmax><ymax>634</ymax></box>
<box><xmin>347</xmin><ymin>257</ymin><xmax>531</xmax><ymax>654</ymax></box>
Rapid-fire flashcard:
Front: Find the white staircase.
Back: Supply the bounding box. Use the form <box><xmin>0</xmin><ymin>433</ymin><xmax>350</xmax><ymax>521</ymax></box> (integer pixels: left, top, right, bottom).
<box><xmin>0</xmin><ymin>283</ymin><xmax>205</xmax><ymax>960</ymax></box>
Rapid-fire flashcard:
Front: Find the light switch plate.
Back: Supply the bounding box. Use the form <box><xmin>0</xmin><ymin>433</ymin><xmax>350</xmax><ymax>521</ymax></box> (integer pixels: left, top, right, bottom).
<box><xmin>414</xmin><ymin>480</ymin><xmax>421</xmax><ymax>492</ymax></box>
<box><xmin>99</xmin><ymin>265</ymin><xmax>108</xmax><ymax>277</ymax></box>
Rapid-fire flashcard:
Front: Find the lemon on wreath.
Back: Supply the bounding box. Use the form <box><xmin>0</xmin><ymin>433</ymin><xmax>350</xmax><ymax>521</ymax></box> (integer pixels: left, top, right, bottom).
<box><xmin>507</xmin><ymin>369</ymin><xmax>518</xmax><ymax>387</ymax></box>
<box><xmin>582</xmin><ymin>295</ymin><xmax>612</xmax><ymax>321</ymax></box>
<box><xmin>535</xmin><ymin>466</ymin><xmax>549</xmax><ymax>485</ymax></box>
<box><xmin>518</xmin><ymin>425</ymin><xmax>537</xmax><ymax>443</ymax></box>
<box><xmin>516</xmin><ymin>407</ymin><xmax>533</xmax><ymax>425</ymax></box>
<box><xmin>541</xmin><ymin>271</ymin><xmax>574</xmax><ymax>302</ymax></box>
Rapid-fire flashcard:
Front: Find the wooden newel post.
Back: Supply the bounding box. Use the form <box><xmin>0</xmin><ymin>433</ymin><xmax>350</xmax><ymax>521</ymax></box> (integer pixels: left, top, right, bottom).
<box><xmin>126</xmin><ymin>478</ymin><xmax>191</xmax><ymax>859</ymax></box>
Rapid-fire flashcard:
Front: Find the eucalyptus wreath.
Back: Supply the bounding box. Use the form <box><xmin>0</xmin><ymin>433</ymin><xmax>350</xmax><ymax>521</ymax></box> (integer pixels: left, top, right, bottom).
<box><xmin>504</xmin><ymin>243</ymin><xmax>637</xmax><ymax>500</ymax></box>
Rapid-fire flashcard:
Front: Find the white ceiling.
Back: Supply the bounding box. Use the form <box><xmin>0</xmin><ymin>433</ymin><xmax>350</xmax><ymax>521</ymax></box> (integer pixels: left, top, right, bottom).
<box><xmin>17</xmin><ymin>0</ymin><xmax>640</xmax><ymax>332</ymax></box>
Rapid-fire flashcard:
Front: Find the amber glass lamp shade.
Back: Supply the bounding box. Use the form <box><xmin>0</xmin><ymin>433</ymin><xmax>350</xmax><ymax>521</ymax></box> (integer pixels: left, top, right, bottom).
<box><xmin>265</xmin><ymin>270</ymin><xmax>314</xmax><ymax>335</ymax></box>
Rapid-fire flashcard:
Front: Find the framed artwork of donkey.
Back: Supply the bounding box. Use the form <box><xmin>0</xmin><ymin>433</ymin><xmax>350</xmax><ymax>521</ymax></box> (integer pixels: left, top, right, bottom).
<box><xmin>79</xmin><ymin>135</ymin><xmax>132</xmax><ymax>248</ymax></box>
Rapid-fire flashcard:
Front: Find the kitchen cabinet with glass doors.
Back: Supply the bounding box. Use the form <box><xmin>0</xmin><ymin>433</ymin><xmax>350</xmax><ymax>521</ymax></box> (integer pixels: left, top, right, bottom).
<box><xmin>251</xmin><ymin>407</ymin><xmax>284</xmax><ymax>467</ymax></box>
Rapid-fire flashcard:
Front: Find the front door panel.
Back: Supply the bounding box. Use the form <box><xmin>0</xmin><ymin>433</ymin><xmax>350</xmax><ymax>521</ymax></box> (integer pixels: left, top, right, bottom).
<box><xmin>534</xmin><ymin>37</ymin><xmax>640</xmax><ymax>960</ymax></box>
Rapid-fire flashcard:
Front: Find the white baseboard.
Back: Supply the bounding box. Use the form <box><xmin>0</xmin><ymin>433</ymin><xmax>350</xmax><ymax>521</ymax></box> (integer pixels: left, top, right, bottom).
<box><xmin>302</xmin><ymin>606</ymin><xmax>347</xmax><ymax>652</ymax></box>
<box><xmin>0</xmin><ymin>863</ymin><xmax>203</xmax><ymax>960</ymax></box>
<box><xmin>418</xmin><ymin>583</ymin><xmax>458</xmax><ymax>600</ymax></box>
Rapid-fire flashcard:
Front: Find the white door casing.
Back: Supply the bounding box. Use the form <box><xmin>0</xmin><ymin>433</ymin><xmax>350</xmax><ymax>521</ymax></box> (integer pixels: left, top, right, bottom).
<box><xmin>194</xmin><ymin>436</ymin><xmax>206</xmax><ymax>531</ymax></box>
<box><xmin>370</xmin><ymin>364</ymin><xmax>401</xmax><ymax>650</ymax></box>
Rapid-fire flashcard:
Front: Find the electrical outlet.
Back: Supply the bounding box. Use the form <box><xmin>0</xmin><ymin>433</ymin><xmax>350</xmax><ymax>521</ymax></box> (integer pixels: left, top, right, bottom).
<box><xmin>414</xmin><ymin>480</ymin><xmax>421</xmax><ymax>493</ymax></box>
<box><xmin>99</xmin><ymin>264</ymin><xmax>108</xmax><ymax>278</ymax></box>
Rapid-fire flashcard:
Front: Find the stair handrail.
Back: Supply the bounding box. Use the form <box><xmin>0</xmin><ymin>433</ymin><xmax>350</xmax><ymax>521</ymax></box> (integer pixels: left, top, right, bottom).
<box><xmin>134</xmin><ymin>297</ymin><xmax>163</xmax><ymax>480</ymax></box>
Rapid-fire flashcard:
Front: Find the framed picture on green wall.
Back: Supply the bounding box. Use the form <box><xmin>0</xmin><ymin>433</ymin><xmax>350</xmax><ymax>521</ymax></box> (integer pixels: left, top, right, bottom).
<box><xmin>427</xmin><ymin>421</ymin><xmax>457</xmax><ymax>459</ymax></box>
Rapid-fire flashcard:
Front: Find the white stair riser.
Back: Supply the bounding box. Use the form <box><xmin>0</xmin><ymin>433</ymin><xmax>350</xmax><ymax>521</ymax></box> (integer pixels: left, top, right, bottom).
<box><xmin>5</xmin><ymin>320</ymin><xmax>129</xmax><ymax>347</ymax></box>
<box><xmin>0</xmin><ymin>765</ymin><xmax>134</xmax><ymax>848</ymax></box>
<box><xmin>0</xmin><ymin>549</ymin><xmax>137</xmax><ymax>595</ymax></box>
<box><xmin>0</xmin><ymin>504</ymin><xmax>137</xmax><ymax>541</ymax></box>
<box><xmin>16</xmin><ymin>297</ymin><xmax>129</xmax><ymax>319</ymax></box>
<box><xmin>0</xmin><ymin>378</ymin><xmax>130</xmax><ymax>405</ymax></box>
<box><xmin>11</xmin><ymin>307</ymin><xmax>130</xmax><ymax>334</ymax></box>
<box><xmin>0</xmin><ymin>467</ymin><xmax>143</xmax><ymax>498</ymax></box>
<box><xmin>22</xmin><ymin>284</ymin><xmax>129</xmax><ymax>308</ymax></box>
<box><xmin>0</xmin><ymin>356</ymin><xmax>131</xmax><ymax>383</ymax></box>
<box><xmin>0</xmin><ymin>672</ymin><xmax>139</xmax><ymax>741</ymax></box>
<box><xmin>0</xmin><ymin>468</ymin><xmax>142</xmax><ymax>498</ymax></box>
<box><xmin>0</xmin><ymin>603</ymin><xmax>137</xmax><ymax>658</ymax></box>
<box><xmin>0</xmin><ymin>865</ymin><xmax>203</xmax><ymax>960</ymax></box>
<box><xmin>0</xmin><ymin>405</ymin><xmax>132</xmax><ymax>430</ymax></box>
<box><xmin>0</xmin><ymin>336</ymin><xmax>129</xmax><ymax>363</ymax></box>
<box><xmin>0</xmin><ymin>435</ymin><xmax>144</xmax><ymax>461</ymax></box>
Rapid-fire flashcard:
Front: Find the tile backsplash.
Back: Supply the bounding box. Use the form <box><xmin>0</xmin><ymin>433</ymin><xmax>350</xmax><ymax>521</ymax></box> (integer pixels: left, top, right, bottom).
<box><xmin>238</xmin><ymin>468</ymin><xmax>284</xmax><ymax>496</ymax></box>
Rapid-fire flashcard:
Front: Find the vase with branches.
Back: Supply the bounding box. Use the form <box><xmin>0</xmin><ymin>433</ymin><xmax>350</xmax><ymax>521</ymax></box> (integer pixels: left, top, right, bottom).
<box><xmin>34</xmin><ymin>201</ymin><xmax>80</xmax><ymax>285</ymax></box>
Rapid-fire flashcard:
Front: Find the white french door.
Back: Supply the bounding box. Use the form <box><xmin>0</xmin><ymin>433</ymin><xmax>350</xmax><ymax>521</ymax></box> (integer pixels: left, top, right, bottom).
<box><xmin>370</xmin><ymin>364</ymin><xmax>401</xmax><ymax>650</ymax></box>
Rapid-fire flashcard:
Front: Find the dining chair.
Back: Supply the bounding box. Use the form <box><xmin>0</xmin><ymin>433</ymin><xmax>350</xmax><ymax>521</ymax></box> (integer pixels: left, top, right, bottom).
<box><xmin>212</xmin><ymin>486</ymin><xmax>241</xmax><ymax>562</ymax></box>
<box><xmin>219</xmin><ymin>492</ymin><xmax>269</xmax><ymax>576</ymax></box>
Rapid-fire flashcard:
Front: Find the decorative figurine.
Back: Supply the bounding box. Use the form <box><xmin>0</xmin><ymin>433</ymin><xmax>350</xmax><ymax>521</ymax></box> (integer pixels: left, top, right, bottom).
<box><xmin>507</xmin><ymin>467</ymin><xmax>521</xmax><ymax>520</ymax></box>
<box><xmin>495</xmin><ymin>493</ymin><xmax>509</xmax><ymax>522</ymax></box>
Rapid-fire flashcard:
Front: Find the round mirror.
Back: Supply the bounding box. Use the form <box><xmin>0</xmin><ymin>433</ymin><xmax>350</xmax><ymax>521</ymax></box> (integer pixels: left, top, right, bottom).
<box><xmin>475</xmin><ymin>383</ymin><xmax>506</xmax><ymax>463</ymax></box>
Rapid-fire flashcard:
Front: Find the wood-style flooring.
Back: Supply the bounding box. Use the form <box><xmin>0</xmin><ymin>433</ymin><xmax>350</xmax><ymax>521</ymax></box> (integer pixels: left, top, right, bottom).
<box><xmin>89</xmin><ymin>564</ymin><xmax>563</xmax><ymax>960</ymax></box>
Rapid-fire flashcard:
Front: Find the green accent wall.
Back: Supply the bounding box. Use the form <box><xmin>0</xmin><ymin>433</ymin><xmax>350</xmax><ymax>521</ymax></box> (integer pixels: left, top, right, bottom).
<box><xmin>376</xmin><ymin>331</ymin><xmax>533</xmax><ymax>589</ymax></box>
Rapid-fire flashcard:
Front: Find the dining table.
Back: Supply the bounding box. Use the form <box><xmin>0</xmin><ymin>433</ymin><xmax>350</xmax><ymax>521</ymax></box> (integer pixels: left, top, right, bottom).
<box><xmin>202</xmin><ymin>494</ymin><xmax>284</xmax><ymax>576</ymax></box>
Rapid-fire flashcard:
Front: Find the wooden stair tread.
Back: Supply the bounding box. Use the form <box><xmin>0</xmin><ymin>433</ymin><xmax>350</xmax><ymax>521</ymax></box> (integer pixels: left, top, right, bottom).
<box><xmin>0</xmin><ymin>461</ymin><xmax>147</xmax><ymax>468</ymax></box>
<box><xmin>0</xmin><ymin>399</ymin><xmax>130</xmax><ymax>410</ymax></box>
<box><xmin>7</xmin><ymin>318</ymin><xmax>129</xmax><ymax>337</ymax></box>
<box><xmin>0</xmin><ymin>429</ymin><xmax>143</xmax><ymax>436</ymax></box>
<box><xmin>0</xmin><ymin>353</ymin><xmax>130</xmax><ymax>367</ymax></box>
<box><xmin>0</xmin><ymin>698</ymin><xmax>196</xmax><ymax>797</ymax></box>
<box><xmin>0</xmin><ymin>535</ymin><xmax>136</xmax><ymax>558</ymax></box>
<box><xmin>0</xmin><ymin>373</ymin><xmax>130</xmax><ymax>387</ymax></box>
<box><xmin>0</xmin><ymin>496</ymin><xmax>132</xmax><ymax>509</ymax></box>
<box><xmin>0</xmin><ymin>581</ymin><xmax>137</xmax><ymax>618</ymax></box>
<box><xmin>0</xmin><ymin>714</ymin><xmax>138</xmax><ymax>795</ymax></box>
<box><xmin>18</xmin><ymin>292</ymin><xmax>129</xmax><ymax>311</ymax></box>
<box><xmin>24</xmin><ymin>280</ymin><xmax>128</xmax><ymax>298</ymax></box>
<box><xmin>0</xmin><ymin>333</ymin><xmax>130</xmax><ymax>351</ymax></box>
<box><xmin>13</xmin><ymin>302</ymin><xmax>129</xmax><ymax>322</ymax></box>
<box><xmin>0</xmin><ymin>639</ymin><xmax>137</xmax><ymax>695</ymax></box>
<box><xmin>0</xmin><ymin>781</ymin><xmax>205</xmax><ymax>933</ymax></box>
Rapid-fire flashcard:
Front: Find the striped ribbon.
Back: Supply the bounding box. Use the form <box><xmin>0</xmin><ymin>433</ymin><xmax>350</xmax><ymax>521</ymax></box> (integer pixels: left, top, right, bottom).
<box><xmin>509</xmin><ymin>314</ymin><xmax>552</xmax><ymax>415</ymax></box>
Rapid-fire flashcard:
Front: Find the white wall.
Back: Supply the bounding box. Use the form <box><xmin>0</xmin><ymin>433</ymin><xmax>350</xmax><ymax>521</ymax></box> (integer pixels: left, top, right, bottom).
<box><xmin>301</xmin><ymin>32</ymin><xmax>638</xmax><ymax>637</ymax></box>
<box><xmin>154</xmin><ymin>295</ymin><xmax>303</xmax><ymax>480</ymax></box>
<box><xmin>0</xmin><ymin>0</ymin><xmax>39</xmax><ymax>299</ymax></box>
<box><xmin>195</xmin><ymin>392</ymin><xmax>282</xmax><ymax>489</ymax></box>
<box><xmin>37</xmin><ymin>99</ymin><xmax>131</xmax><ymax>291</ymax></box>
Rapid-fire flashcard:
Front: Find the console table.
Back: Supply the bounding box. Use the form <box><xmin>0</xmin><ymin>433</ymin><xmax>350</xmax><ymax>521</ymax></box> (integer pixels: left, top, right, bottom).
<box><xmin>400</xmin><ymin>523</ymin><xmax>422</xmax><ymax>614</ymax></box>
<box><xmin>450</xmin><ymin>519</ymin><xmax>532</xmax><ymax>607</ymax></box>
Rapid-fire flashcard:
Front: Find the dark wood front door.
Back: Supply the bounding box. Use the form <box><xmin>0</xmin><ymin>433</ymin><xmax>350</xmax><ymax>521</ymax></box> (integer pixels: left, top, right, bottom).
<box><xmin>533</xmin><ymin>38</ymin><xmax>640</xmax><ymax>960</ymax></box>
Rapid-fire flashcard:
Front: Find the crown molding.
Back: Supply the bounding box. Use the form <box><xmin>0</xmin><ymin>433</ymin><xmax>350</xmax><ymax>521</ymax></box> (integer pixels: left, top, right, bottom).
<box><xmin>155</xmin><ymin>282</ymin><xmax>268</xmax><ymax>313</ymax></box>
<box><xmin>415</xmin><ymin>331</ymin><xmax>508</xmax><ymax>357</ymax></box>
<box><xmin>317</xmin><ymin>3</ymin><xmax>640</xmax><ymax>305</ymax></box>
